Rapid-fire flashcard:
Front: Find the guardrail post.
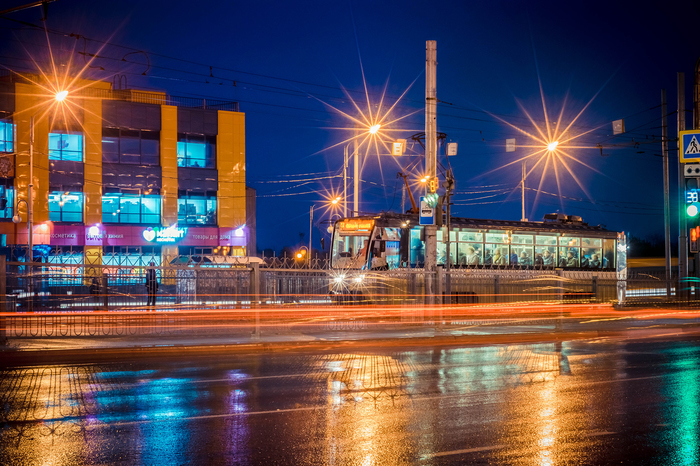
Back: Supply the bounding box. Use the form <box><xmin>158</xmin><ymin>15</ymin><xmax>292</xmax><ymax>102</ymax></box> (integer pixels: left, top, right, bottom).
<box><xmin>592</xmin><ymin>275</ymin><xmax>598</xmax><ymax>302</ymax></box>
<box><xmin>494</xmin><ymin>276</ymin><xmax>500</xmax><ymax>303</ymax></box>
<box><xmin>251</xmin><ymin>263</ymin><xmax>261</xmax><ymax>340</ymax></box>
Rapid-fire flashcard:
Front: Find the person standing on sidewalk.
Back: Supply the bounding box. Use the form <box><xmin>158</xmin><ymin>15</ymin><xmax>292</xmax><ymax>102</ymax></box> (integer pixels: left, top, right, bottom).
<box><xmin>145</xmin><ymin>262</ymin><xmax>158</xmax><ymax>307</ymax></box>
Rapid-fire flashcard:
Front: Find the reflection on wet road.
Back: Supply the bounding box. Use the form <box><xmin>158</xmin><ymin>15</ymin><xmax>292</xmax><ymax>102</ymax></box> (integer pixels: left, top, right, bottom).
<box><xmin>2</xmin><ymin>339</ymin><xmax>700</xmax><ymax>465</ymax></box>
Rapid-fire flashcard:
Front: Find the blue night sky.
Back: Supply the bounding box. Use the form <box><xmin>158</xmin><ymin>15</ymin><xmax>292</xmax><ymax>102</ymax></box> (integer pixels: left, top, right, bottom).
<box><xmin>1</xmin><ymin>0</ymin><xmax>698</xmax><ymax>253</ymax></box>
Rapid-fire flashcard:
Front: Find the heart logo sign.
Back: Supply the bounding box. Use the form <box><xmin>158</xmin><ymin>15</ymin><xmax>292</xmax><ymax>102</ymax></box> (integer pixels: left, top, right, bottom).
<box><xmin>143</xmin><ymin>228</ymin><xmax>156</xmax><ymax>242</ymax></box>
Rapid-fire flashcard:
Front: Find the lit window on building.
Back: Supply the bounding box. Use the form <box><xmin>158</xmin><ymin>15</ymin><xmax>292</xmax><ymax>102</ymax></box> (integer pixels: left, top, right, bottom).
<box><xmin>102</xmin><ymin>192</ymin><xmax>161</xmax><ymax>224</ymax></box>
<box><xmin>0</xmin><ymin>185</ymin><xmax>14</xmax><ymax>219</ymax></box>
<box><xmin>0</xmin><ymin>119</ymin><xmax>13</xmax><ymax>153</ymax></box>
<box><xmin>177</xmin><ymin>134</ymin><xmax>216</xmax><ymax>168</ymax></box>
<box><xmin>49</xmin><ymin>191</ymin><xmax>83</xmax><ymax>222</ymax></box>
<box><xmin>49</xmin><ymin>132</ymin><xmax>83</xmax><ymax>162</ymax></box>
<box><xmin>102</xmin><ymin>128</ymin><xmax>159</xmax><ymax>165</ymax></box>
<box><xmin>178</xmin><ymin>193</ymin><xmax>216</xmax><ymax>225</ymax></box>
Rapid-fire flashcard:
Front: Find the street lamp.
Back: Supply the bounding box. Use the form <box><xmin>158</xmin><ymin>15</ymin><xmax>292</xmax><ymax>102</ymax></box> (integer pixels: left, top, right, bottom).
<box><xmin>55</xmin><ymin>90</ymin><xmax>68</xmax><ymax>102</ymax></box>
<box><xmin>547</xmin><ymin>141</ymin><xmax>559</xmax><ymax>151</ymax></box>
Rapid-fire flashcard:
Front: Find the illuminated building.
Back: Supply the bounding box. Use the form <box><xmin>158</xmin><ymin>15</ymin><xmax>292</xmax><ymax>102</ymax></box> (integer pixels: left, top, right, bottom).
<box><xmin>0</xmin><ymin>71</ymin><xmax>254</xmax><ymax>266</ymax></box>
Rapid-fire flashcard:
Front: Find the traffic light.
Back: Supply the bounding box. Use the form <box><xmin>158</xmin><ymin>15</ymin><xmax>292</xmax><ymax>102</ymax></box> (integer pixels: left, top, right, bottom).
<box><xmin>435</xmin><ymin>195</ymin><xmax>445</xmax><ymax>226</ymax></box>
<box><xmin>424</xmin><ymin>192</ymin><xmax>439</xmax><ymax>208</ymax></box>
<box><xmin>428</xmin><ymin>177</ymin><xmax>439</xmax><ymax>194</ymax></box>
<box><xmin>691</xmin><ymin>226</ymin><xmax>700</xmax><ymax>253</ymax></box>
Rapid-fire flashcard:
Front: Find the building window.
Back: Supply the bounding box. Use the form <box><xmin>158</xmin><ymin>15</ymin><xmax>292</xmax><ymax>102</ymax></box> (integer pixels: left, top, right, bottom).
<box><xmin>102</xmin><ymin>193</ymin><xmax>161</xmax><ymax>224</ymax></box>
<box><xmin>177</xmin><ymin>134</ymin><xmax>216</xmax><ymax>168</ymax></box>
<box><xmin>0</xmin><ymin>119</ymin><xmax>13</xmax><ymax>153</ymax></box>
<box><xmin>0</xmin><ymin>185</ymin><xmax>14</xmax><ymax>219</ymax></box>
<box><xmin>49</xmin><ymin>191</ymin><xmax>83</xmax><ymax>222</ymax></box>
<box><xmin>49</xmin><ymin>132</ymin><xmax>83</xmax><ymax>162</ymax></box>
<box><xmin>178</xmin><ymin>193</ymin><xmax>216</xmax><ymax>225</ymax></box>
<box><xmin>102</xmin><ymin>128</ymin><xmax>160</xmax><ymax>165</ymax></box>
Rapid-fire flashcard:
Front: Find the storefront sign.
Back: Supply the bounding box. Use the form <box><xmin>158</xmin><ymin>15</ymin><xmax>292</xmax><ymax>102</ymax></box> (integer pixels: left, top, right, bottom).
<box><xmin>143</xmin><ymin>225</ymin><xmax>188</xmax><ymax>243</ymax></box>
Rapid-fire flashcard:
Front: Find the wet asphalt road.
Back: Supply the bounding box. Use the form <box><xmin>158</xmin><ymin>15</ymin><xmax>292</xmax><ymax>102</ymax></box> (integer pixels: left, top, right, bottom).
<box><xmin>2</xmin><ymin>337</ymin><xmax>700</xmax><ymax>465</ymax></box>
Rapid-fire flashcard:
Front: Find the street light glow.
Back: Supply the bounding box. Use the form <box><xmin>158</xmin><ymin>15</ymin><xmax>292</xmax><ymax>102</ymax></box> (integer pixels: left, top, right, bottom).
<box><xmin>369</xmin><ymin>124</ymin><xmax>381</xmax><ymax>134</ymax></box>
<box><xmin>547</xmin><ymin>141</ymin><xmax>558</xmax><ymax>151</ymax></box>
<box><xmin>55</xmin><ymin>90</ymin><xmax>68</xmax><ymax>102</ymax></box>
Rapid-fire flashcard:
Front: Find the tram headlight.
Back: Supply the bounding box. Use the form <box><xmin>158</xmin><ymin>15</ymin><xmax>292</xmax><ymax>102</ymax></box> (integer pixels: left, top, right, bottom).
<box><xmin>334</xmin><ymin>275</ymin><xmax>345</xmax><ymax>284</ymax></box>
<box><xmin>354</xmin><ymin>275</ymin><xmax>365</xmax><ymax>284</ymax></box>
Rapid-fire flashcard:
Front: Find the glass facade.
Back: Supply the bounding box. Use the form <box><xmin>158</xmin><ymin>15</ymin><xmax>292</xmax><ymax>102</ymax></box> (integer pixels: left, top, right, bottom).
<box><xmin>102</xmin><ymin>193</ymin><xmax>161</xmax><ymax>224</ymax></box>
<box><xmin>102</xmin><ymin>128</ymin><xmax>159</xmax><ymax>165</ymax></box>
<box><xmin>49</xmin><ymin>191</ymin><xmax>83</xmax><ymax>222</ymax></box>
<box><xmin>49</xmin><ymin>132</ymin><xmax>83</xmax><ymax>162</ymax></box>
<box><xmin>0</xmin><ymin>185</ymin><xmax>13</xmax><ymax>219</ymax></box>
<box><xmin>0</xmin><ymin>119</ymin><xmax>13</xmax><ymax>153</ymax></box>
<box><xmin>178</xmin><ymin>194</ymin><xmax>216</xmax><ymax>225</ymax></box>
<box><xmin>177</xmin><ymin>134</ymin><xmax>216</xmax><ymax>168</ymax></box>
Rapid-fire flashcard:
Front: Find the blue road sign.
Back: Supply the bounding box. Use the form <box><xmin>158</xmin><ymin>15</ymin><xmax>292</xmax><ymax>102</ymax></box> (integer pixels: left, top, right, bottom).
<box><xmin>419</xmin><ymin>197</ymin><xmax>434</xmax><ymax>225</ymax></box>
<box><xmin>680</xmin><ymin>130</ymin><xmax>700</xmax><ymax>163</ymax></box>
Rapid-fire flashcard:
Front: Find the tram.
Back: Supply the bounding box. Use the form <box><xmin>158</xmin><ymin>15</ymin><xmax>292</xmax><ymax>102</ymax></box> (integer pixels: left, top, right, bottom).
<box><xmin>328</xmin><ymin>212</ymin><xmax>626</xmax><ymax>302</ymax></box>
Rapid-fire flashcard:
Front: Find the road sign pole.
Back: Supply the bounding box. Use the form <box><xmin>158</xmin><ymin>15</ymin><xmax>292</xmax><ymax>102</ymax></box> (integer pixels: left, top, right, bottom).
<box><xmin>424</xmin><ymin>40</ymin><xmax>438</xmax><ymax>304</ymax></box>
<box><xmin>662</xmin><ymin>89</ymin><xmax>671</xmax><ymax>295</ymax></box>
<box><xmin>678</xmin><ymin>72</ymin><xmax>688</xmax><ymax>297</ymax></box>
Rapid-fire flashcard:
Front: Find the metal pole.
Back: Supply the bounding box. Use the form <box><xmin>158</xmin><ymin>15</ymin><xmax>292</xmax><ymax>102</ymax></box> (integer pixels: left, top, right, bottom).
<box><xmin>309</xmin><ymin>204</ymin><xmax>314</xmax><ymax>267</ymax></box>
<box><xmin>353</xmin><ymin>127</ymin><xmax>359</xmax><ymax>217</ymax></box>
<box><xmin>521</xmin><ymin>160</ymin><xmax>526</xmax><ymax>221</ymax></box>
<box><xmin>424</xmin><ymin>40</ymin><xmax>438</xmax><ymax>304</ymax></box>
<box><xmin>343</xmin><ymin>145</ymin><xmax>348</xmax><ymax>218</ymax></box>
<box><xmin>678</xmin><ymin>72</ymin><xmax>688</xmax><ymax>294</ymax></box>
<box><xmin>28</xmin><ymin>116</ymin><xmax>33</xmax><ymax>312</ymax></box>
<box><xmin>662</xmin><ymin>89</ymin><xmax>671</xmax><ymax>294</ymax></box>
<box><xmin>444</xmin><ymin>171</ymin><xmax>452</xmax><ymax>305</ymax></box>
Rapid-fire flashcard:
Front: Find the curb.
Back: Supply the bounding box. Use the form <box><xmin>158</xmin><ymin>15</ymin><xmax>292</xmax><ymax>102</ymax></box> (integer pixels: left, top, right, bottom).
<box><xmin>5</xmin><ymin>327</ymin><xmax>700</xmax><ymax>367</ymax></box>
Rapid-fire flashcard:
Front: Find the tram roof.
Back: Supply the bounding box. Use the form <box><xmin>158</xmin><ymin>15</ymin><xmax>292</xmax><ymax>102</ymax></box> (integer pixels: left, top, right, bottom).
<box><xmin>341</xmin><ymin>212</ymin><xmax>618</xmax><ymax>235</ymax></box>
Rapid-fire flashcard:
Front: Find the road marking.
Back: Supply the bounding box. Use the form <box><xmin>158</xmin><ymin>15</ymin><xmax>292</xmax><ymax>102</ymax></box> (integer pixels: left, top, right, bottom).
<box><xmin>421</xmin><ymin>444</ymin><xmax>507</xmax><ymax>459</ymax></box>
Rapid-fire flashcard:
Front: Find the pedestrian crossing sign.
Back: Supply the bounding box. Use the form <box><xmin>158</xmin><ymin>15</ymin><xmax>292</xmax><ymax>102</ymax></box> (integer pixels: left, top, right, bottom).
<box><xmin>681</xmin><ymin>130</ymin><xmax>700</xmax><ymax>162</ymax></box>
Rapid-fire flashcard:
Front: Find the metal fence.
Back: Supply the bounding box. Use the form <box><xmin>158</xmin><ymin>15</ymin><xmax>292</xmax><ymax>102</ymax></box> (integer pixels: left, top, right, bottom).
<box><xmin>2</xmin><ymin>258</ymin><xmax>698</xmax><ymax>340</ymax></box>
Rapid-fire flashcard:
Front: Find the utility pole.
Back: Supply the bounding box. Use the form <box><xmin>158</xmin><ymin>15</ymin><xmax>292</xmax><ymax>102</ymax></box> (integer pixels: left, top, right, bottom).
<box><xmin>662</xmin><ymin>89</ymin><xmax>671</xmax><ymax>296</ymax></box>
<box><xmin>308</xmin><ymin>204</ymin><xmax>314</xmax><ymax>267</ymax></box>
<box><xmin>424</xmin><ymin>40</ymin><xmax>438</xmax><ymax>303</ymax></box>
<box><xmin>343</xmin><ymin>145</ymin><xmax>348</xmax><ymax>218</ymax></box>
<box><xmin>353</xmin><ymin>126</ymin><xmax>359</xmax><ymax>217</ymax></box>
<box><xmin>678</xmin><ymin>72</ymin><xmax>687</xmax><ymax>294</ymax></box>
<box><xmin>694</xmin><ymin>58</ymin><xmax>700</xmax><ymax>284</ymax></box>
<box><xmin>521</xmin><ymin>161</ymin><xmax>527</xmax><ymax>221</ymax></box>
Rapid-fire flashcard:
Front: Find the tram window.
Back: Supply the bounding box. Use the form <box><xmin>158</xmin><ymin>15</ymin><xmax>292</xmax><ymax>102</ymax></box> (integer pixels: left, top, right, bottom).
<box><xmin>410</xmin><ymin>228</ymin><xmax>425</xmax><ymax>267</ymax></box>
<box><xmin>558</xmin><ymin>247</ymin><xmax>579</xmax><ymax>267</ymax></box>
<box><xmin>511</xmin><ymin>233</ymin><xmax>534</xmax><ymax>245</ymax></box>
<box><xmin>602</xmin><ymin>239</ymin><xmax>615</xmax><ymax>269</ymax></box>
<box><xmin>581</xmin><ymin>238</ymin><xmax>603</xmax><ymax>268</ymax></box>
<box><xmin>560</xmin><ymin>236</ymin><xmax>580</xmax><ymax>247</ymax></box>
<box><xmin>458</xmin><ymin>243</ymin><xmax>481</xmax><ymax>266</ymax></box>
<box><xmin>535</xmin><ymin>234</ymin><xmax>558</xmax><ymax>246</ymax></box>
<box><xmin>511</xmin><ymin>245</ymin><xmax>533</xmax><ymax>266</ymax></box>
<box><xmin>485</xmin><ymin>231</ymin><xmax>509</xmax><ymax>243</ymax></box>
<box><xmin>485</xmin><ymin>244</ymin><xmax>508</xmax><ymax>265</ymax></box>
<box><xmin>535</xmin><ymin>246</ymin><xmax>556</xmax><ymax>267</ymax></box>
<box><xmin>458</xmin><ymin>231</ymin><xmax>483</xmax><ymax>242</ymax></box>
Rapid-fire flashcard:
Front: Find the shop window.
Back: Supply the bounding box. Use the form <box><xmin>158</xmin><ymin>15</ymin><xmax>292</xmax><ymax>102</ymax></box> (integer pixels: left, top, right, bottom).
<box><xmin>0</xmin><ymin>185</ymin><xmax>14</xmax><ymax>219</ymax></box>
<box><xmin>0</xmin><ymin>119</ymin><xmax>13</xmax><ymax>153</ymax></box>
<box><xmin>178</xmin><ymin>193</ymin><xmax>216</xmax><ymax>225</ymax></box>
<box><xmin>49</xmin><ymin>132</ymin><xmax>83</xmax><ymax>162</ymax></box>
<box><xmin>102</xmin><ymin>128</ymin><xmax>159</xmax><ymax>165</ymax></box>
<box><xmin>177</xmin><ymin>134</ymin><xmax>216</xmax><ymax>168</ymax></box>
<box><xmin>102</xmin><ymin>193</ymin><xmax>161</xmax><ymax>224</ymax></box>
<box><xmin>49</xmin><ymin>191</ymin><xmax>83</xmax><ymax>222</ymax></box>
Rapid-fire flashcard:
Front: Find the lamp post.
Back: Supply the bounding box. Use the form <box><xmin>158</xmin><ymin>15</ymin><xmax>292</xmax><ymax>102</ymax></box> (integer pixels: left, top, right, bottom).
<box><xmin>309</xmin><ymin>204</ymin><xmax>315</xmax><ymax>268</ymax></box>
<box><xmin>343</xmin><ymin>142</ymin><xmax>360</xmax><ymax>217</ymax></box>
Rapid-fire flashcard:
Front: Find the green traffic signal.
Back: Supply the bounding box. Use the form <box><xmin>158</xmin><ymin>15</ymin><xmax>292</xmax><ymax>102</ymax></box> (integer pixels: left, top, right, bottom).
<box><xmin>687</xmin><ymin>203</ymin><xmax>699</xmax><ymax>217</ymax></box>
